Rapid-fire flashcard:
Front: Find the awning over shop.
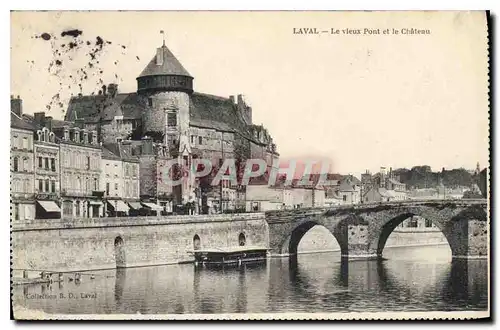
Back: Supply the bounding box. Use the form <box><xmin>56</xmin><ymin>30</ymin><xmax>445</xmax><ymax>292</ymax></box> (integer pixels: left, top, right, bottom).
<box><xmin>89</xmin><ymin>200</ymin><xmax>103</xmax><ymax>206</ymax></box>
<box><xmin>107</xmin><ymin>200</ymin><xmax>130</xmax><ymax>212</ymax></box>
<box><xmin>37</xmin><ymin>201</ymin><xmax>61</xmax><ymax>213</ymax></box>
<box><xmin>141</xmin><ymin>202</ymin><xmax>164</xmax><ymax>211</ymax></box>
<box><xmin>128</xmin><ymin>202</ymin><xmax>142</xmax><ymax>210</ymax></box>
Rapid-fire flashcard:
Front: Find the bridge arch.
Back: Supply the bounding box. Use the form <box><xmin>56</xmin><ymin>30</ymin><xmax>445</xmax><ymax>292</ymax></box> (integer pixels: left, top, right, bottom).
<box><xmin>280</xmin><ymin>220</ymin><xmax>347</xmax><ymax>256</ymax></box>
<box><xmin>368</xmin><ymin>204</ymin><xmax>488</xmax><ymax>258</ymax></box>
<box><xmin>372</xmin><ymin>212</ymin><xmax>454</xmax><ymax>256</ymax></box>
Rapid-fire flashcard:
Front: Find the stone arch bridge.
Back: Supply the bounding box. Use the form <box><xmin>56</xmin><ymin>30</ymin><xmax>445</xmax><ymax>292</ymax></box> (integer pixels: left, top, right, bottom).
<box><xmin>265</xmin><ymin>200</ymin><xmax>488</xmax><ymax>260</ymax></box>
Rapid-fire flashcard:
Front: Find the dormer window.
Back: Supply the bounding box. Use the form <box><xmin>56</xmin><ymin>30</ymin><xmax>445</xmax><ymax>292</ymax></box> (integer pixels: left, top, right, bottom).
<box><xmin>74</xmin><ymin>129</ymin><xmax>80</xmax><ymax>143</ymax></box>
<box><xmin>83</xmin><ymin>131</ymin><xmax>88</xmax><ymax>144</ymax></box>
<box><xmin>91</xmin><ymin>131</ymin><xmax>98</xmax><ymax>145</ymax></box>
<box><xmin>64</xmin><ymin>128</ymin><xmax>69</xmax><ymax>141</ymax></box>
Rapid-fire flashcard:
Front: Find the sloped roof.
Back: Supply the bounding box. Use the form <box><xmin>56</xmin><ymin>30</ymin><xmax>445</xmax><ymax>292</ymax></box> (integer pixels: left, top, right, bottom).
<box><xmin>101</xmin><ymin>145</ymin><xmax>121</xmax><ymax>160</ymax></box>
<box><xmin>102</xmin><ymin>142</ymin><xmax>140</xmax><ymax>162</ymax></box>
<box><xmin>11</xmin><ymin>112</ymin><xmax>35</xmax><ymax>131</ymax></box>
<box><xmin>190</xmin><ymin>92</ymin><xmax>254</xmax><ymax>140</ymax></box>
<box><xmin>65</xmin><ymin>93</ymin><xmax>143</xmax><ymax>122</ymax></box>
<box><xmin>22</xmin><ymin>113</ymin><xmax>73</xmax><ymax>129</ymax></box>
<box><xmin>138</xmin><ymin>45</ymin><xmax>192</xmax><ymax>78</ymax></box>
<box><xmin>341</xmin><ymin>174</ymin><xmax>361</xmax><ymax>185</ymax></box>
<box><xmin>379</xmin><ymin>188</ymin><xmax>396</xmax><ymax>198</ymax></box>
<box><xmin>388</xmin><ymin>178</ymin><xmax>404</xmax><ymax>185</ymax></box>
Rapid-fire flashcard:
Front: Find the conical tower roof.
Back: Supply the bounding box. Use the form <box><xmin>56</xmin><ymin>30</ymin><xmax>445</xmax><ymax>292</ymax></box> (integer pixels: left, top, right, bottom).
<box><xmin>137</xmin><ymin>43</ymin><xmax>194</xmax><ymax>94</ymax></box>
<box><xmin>138</xmin><ymin>44</ymin><xmax>192</xmax><ymax>78</ymax></box>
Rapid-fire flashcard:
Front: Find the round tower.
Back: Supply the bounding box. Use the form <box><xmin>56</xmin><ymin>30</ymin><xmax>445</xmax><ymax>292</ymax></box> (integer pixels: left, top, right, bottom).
<box><xmin>137</xmin><ymin>43</ymin><xmax>193</xmax><ymax>144</ymax></box>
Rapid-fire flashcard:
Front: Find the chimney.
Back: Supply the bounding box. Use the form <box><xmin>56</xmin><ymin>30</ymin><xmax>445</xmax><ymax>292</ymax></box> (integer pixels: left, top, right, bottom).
<box><xmin>156</xmin><ymin>47</ymin><xmax>164</xmax><ymax>66</ymax></box>
<box><xmin>102</xmin><ymin>85</ymin><xmax>107</xmax><ymax>95</ymax></box>
<box><xmin>45</xmin><ymin>116</ymin><xmax>53</xmax><ymax>131</ymax></box>
<box><xmin>74</xmin><ymin>118</ymin><xmax>85</xmax><ymax>129</ymax></box>
<box><xmin>34</xmin><ymin>112</ymin><xmax>45</xmax><ymax>126</ymax></box>
<box><xmin>229</xmin><ymin>95</ymin><xmax>235</xmax><ymax>104</ymax></box>
<box><xmin>107</xmin><ymin>83</ymin><xmax>118</xmax><ymax>98</ymax></box>
<box><xmin>11</xmin><ymin>96</ymin><xmax>23</xmax><ymax>116</ymax></box>
<box><xmin>237</xmin><ymin>94</ymin><xmax>244</xmax><ymax>106</ymax></box>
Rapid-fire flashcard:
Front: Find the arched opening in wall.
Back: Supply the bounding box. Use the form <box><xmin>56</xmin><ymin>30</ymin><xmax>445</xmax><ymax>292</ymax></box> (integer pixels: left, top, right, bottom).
<box><xmin>282</xmin><ymin>221</ymin><xmax>342</xmax><ymax>262</ymax></box>
<box><xmin>238</xmin><ymin>233</ymin><xmax>246</xmax><ymax>246</ymax></box>
<box><xmin>297</xmin><ymin>224</ymin><xmax>341</xmax><ymax>255</ymax></box>
<box><xmin>379</xmin><ymin>214</ymin><xmax>451</xmax><ymax>261</ymax></box>
<box><xmin>114</xmin><ymin>236</ymin><xmax>126</xmax><ymax>268</ymax></box>
<box><xmin>193</xmin><ymin>234</ymin><xmax>201</xmax><ymax>250</ymax></box>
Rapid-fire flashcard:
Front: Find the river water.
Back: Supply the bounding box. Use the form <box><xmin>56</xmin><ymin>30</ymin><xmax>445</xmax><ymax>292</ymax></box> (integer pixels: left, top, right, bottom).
<box><xmin>13</xmin><ymin>229</ymin><xmax>489</xmax><ymax>315</ymax></box>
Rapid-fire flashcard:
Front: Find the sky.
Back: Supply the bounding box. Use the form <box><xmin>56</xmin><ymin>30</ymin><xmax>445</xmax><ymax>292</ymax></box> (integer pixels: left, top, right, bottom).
<box><xmin>10</xmin><ymin>11</ymin><xmax>489</xmax><ymax>176</ymax></box>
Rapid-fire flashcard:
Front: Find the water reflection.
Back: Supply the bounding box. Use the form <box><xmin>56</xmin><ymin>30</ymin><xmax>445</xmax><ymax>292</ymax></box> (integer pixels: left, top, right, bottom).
<box><xmin>13</xmin><ymin>247</ymin><xmax>488</xmax><ymax>314</ymax></box>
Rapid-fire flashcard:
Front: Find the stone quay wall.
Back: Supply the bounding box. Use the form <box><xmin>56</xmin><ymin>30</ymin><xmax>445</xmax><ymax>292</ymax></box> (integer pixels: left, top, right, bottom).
<box><xmin>11</xmin><ymin>213</ymin><xmax>268</xmax><ymax>273</ymax></box>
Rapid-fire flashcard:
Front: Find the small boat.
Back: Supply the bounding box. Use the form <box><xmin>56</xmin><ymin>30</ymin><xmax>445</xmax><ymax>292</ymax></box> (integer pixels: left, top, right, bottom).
<box><xmin>188</xmin><ymin>246</ymin><xmax>268</xmax><ymax>266</ymax></box>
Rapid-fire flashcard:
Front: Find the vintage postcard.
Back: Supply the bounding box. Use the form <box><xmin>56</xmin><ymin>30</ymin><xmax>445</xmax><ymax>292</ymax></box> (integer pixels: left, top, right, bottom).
<box><xmin>10</xmin><ymin>11</ymin><xmax>490</xmax><ymax>320</ymax></box>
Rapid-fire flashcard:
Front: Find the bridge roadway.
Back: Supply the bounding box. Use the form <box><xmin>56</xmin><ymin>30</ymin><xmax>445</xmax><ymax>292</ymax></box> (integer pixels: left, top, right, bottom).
<box><xmin>11</xmin><ymin>199</ymin><xmax>488</xmax><ymax>273</ymax></box>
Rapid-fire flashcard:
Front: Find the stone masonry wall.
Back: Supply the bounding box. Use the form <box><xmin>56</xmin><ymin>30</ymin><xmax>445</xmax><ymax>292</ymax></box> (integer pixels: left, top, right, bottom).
<box><xmin>11</xmin><ymin>213</ymin><xmax>268</xmax><ymax>273</ymax></box>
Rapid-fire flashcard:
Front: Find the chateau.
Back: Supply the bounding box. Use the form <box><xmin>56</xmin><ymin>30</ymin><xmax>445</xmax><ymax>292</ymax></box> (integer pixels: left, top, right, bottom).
<box><xmin>63</xmin><ymin>42</ymin><xmax>278</xmax><ymax>212</ymax></box>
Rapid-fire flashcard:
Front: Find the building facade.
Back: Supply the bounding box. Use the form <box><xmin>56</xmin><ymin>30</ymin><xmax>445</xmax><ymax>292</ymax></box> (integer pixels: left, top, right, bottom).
<box><xmin>54</xmin><ymin>124</ymin><xmax>102</xmax><ymax>218</ymax></box>
<box><xmin>101</xmin><ymin>143</ymin><xmax>140</xmax><ymax>216</ymax></box>
<box><xmin>33</xmin><ymin>123</ymin><xmax>61</xmax><ymax>219</ymax></box>
<box><xmin>10</xmin><ymin>107</ymin><xmax>36</xmax><ymax>221</ymax></box>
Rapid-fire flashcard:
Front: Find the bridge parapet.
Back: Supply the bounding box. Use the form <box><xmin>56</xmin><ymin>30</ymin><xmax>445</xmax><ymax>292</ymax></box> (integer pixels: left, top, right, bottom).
<box><xmin>12</xmin><ymin>213</ymin><xmax>266</xmax><ymax>232</ymax></box>
<box><xmin>265</xmin><ymin>199</ymin><xmax>487</xmax><ymax>222</ymax></box>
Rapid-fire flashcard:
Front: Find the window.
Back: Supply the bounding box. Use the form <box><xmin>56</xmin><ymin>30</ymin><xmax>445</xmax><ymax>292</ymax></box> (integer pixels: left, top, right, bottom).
<box><xmin>115</xmin><ymin>183</ymin><xmax>118</xmax><ymax>190</ymax></box>
<box><xmin>38</xmin><ymin>179</ymin><xmax>43</xmax><ymax>192</ymax></box>
<box><xmin>44</xmin><ymin>157</ymin><xmax>49</xmax><ymax>169</ymax></box>
<box><xmin>75</xmin><ymin>201</ymin><xmax>80</xmax><ymax>217</ymax></box>
<box><xmin>63</xmin><ymin>201</ymin><xmax>72</xmax><ymax>216</ymax></box>
<box><xmin>51</xmin><ymin>180</ymin><xmax>56</xmax><ymax>193</ymax></box>
<box><xmin>148</xmin><ymin>97</ymin><xmax>153</xmax><ymax>106</ymax></box>
<box><xmin>23</xmin><ymin>158</ymin><xmax>28</xmax><ymax>171</ymax></box>
<box><xmin>198</xmin><ymin>136</ymin><xmax>203</xmax><ymax>145</ymax></box>
<box><xmin>94</xmin><ymin>178</ymin><xmax>98</xmax><ymax>191</ymax></box>
<box><xmin>22</xmin><ymin>137</ymin><xmax>28</xmax><ymax>149</ymax></box>
<box><xmin>38</xmin><ymin>157</ymin><xmax>42</xmax><ymax>168</ymax></box>
<box><xmin>191</xmin><ymin>135</ymin><xmax>195</xmax><ymax>144</ymax></box>
<box><xmin>45</xmin><ymin>179</ymin><xmax>49</xmax><ymax>192</ymax></box>
<box><xmin>407</xmin><ymin>218</ymin><xmax>419</xmax><ymax>228</ymax></box>
<box><xmin>13</xmin><ymin>157</ymin><xmax>18</xmax><ymax>171</ymax></box>
<box><xmin>50</xmin><ymin>158</ymin><xmax>56</xmax><ymax>172</ymax></box>
<box><xmin>24</xmin><ymin>179</ymin><xmax>30</xmax><ymax>192</ymax></box>
<box><xmin>167</xmin><ymin>111</ymin><xmax>177</xmax><ymax>127</ymax></box>
<box><xmin>86</xmin><ymin>156</ymin><xmax>91</xmax><ymax>170</ymax></box>
<box><xmin>425</xmin><ymin>219</ymin><xmax>433</xmax><ymax>228</ymax></box>
<box><xmin>14</xmin><ymin>203</ymin><xmax>19</xmax><ymax>220</ymax></box>
<box><xmin>343</xmin><ymin>195</ymin><xmax>347</xmax><ymax>202</ymax></box>
<box><xmin>106</xmin><ymin>183</ymin><xmax>110</xmax><ymax>196</ymax></box>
